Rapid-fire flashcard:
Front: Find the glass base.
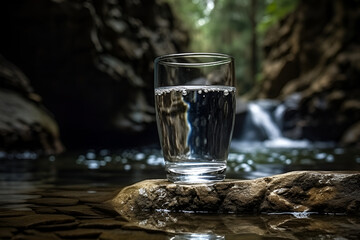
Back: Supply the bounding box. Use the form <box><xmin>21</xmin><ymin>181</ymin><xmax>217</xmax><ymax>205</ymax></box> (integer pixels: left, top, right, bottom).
<box><xmin>166</xmin><ymin>162</ymin><xmax>226</xmax><ymax>184</ymax></box>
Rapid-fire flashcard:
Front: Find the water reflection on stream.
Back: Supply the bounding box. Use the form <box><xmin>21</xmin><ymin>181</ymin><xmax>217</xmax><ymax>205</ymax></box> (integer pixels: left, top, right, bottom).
<box><xmin>1</xmin><ymin>145</ymin><xmax>360</xmax><ymax>239</ymax></box>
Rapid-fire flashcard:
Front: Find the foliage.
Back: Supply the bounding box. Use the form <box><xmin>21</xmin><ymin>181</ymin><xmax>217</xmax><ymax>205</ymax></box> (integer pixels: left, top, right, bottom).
<box><xmin>166</xmin><ymin>0</ymin><xmax>298</xmax><ymax>95</ymax></box>
<box><xmin>258</xmin><ymin>0</ymin><xmax>299</xmax><ymax>33</ymax></box>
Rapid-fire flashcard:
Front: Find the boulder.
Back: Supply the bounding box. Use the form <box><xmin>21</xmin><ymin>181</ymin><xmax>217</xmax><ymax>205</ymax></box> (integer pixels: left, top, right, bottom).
<box><xmin>112</xmin><ymin>171</ymin><xmax>360</xmax><ymax>218</ymax></box>
<box><xmin>0</xmin><ymin>55</ymin><xmax>64</xmax><ymax>154</ymax></box>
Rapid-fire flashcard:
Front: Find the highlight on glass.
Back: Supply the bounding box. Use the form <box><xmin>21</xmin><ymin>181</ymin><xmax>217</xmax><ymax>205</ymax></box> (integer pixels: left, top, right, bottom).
<box><xmin>154</xmin><ymin>53</ymin><xmax>236</xmax><ymax>184</ymax></box>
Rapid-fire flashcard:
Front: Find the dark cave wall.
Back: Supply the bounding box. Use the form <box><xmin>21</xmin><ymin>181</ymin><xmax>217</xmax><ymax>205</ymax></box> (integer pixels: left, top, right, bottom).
<box><xmin>0</xmin><ymin>0</ymin><xmax>189</xmax><ymax>151</ymax></box>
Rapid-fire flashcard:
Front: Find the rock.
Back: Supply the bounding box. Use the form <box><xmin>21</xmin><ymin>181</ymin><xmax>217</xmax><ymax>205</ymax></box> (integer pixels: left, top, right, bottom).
<box><xmin>78</xmin><ymin>219</ymin><xmax>125</xmax><ymax>229</ymax></box>
<box><xmin>340</xmin><ymin>121</ymin><xmax>360</xmax><ymax>147</ymax></box>
<box><xmin>34</xmin><ymin>222</ymin><xmax>79</xmax><ymax>231</ymax></box>
<box><xmin>53</xmin><ymin>205</ymin><xmax>99</xmax><ymax>217</ymax></box>
<box><xmin>257</xmin><ymin>0</ymin><xmax>360</xmax><ymax>144</ymax></box>
<box><xmin>0</xmin><ymin>0</ymin><xmax>189</xmax><ymax>149</ymax></box>
<box><xmin>1</xmin><ymin>182</ymin><xmax>360</xmax><ymax>239</ymax></box>
<box><xmin>99</xmin><ymin>230</ymin><xmax>168</xmax><ymax>240</ymax></box>
<box><xmin>27</xmin><ymin>198</ymin><xmax>79</xmax><ymax>206</ymax></box>
<box><xmin>106</xmin><ymin>211</ymin><xmax>360</xmax><ymax>238</ymax></box>
<box><xmin>111</xmin><ymin>171</ymin><xmax>360</xmax><ymax>217</ymax></box>
<box><xmin>54</xmin><ymin>229</ymin><xmax>102</xmax><ymax>239</ymax></box>
<box><xmin>0</xmin><ymin>55</ymin><xmax>64</xmax><ymax>154</ymax></box>
<box><xmin>38</xmin><ymin>188</ymin><xmax>119</xmax><ymax>204</ymax></box>
<box><xmin>14</xmin><ymin>231</ymin><xmax>61</xmax><ymax>240</ymax></box>
<box><xmin>0</xmin><ymin>210</ymin><xmax>35</xmax><ymax>218</ymax></box>
<box><xmin>0</xmin><ymin>214</ymin><xmax>76</xmax><ymax>228</ymax></box>
<box><xmin>0</xmin><ymin>227</ymin><xmax>16</xmax><ymax>239</ymax></box>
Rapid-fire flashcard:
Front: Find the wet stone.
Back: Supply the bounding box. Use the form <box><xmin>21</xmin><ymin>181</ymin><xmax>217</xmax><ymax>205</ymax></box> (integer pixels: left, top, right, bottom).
<box><xmin>78</xmin><ymin>218</ymin><xmax>125</xmax><ymax>229</ymax></box>
<box><xmin>0</xmin><ymin>210</ymin><xmax>35</xmax><ymax>217</ymax></box>
<box><xmin>99</xmin><ymin>230</ymin><xmax>169</xmax><ymax>240</ymax></box>
<box><xmin>109</xmin><ymin>211</ymin><xmax>360</xmax><ymax>238</ymax></box>
<box><xmin>39</xmin><ymin>189</ymin><xmax>118</xmax><ymax>203</ymax></box>
<box><xmin>27</xmin><ymin>198</ymin><xmax>79</xmax><ymax>206</ymax></box>
<box><xmin>0</xmin><ymin>214</ymin><xmax>76</xmax><ymax>228</ymax></box>
<box><xmin>15</xmin><ymin>230</ymin><xmax>61</xmax><ymax>240</ymax></box>
<box><xmin>89</xmin><ymin>203</ymin><xmax>120</xmax><ymax>216</ymax></box>
<box><xmin>0</xmin><ymin>227</ymin><xmax>17</xmax><ymax>239</ymax></box>
<box><xmin>112</xmin><ymin>171</ymin><xmax>360</xmax><ymax>217</ymax></box>
<box><xmin>55</xmin><ymin>228</ymin><xmax>103</xmax><ymax>239</ymax></box>
<box><xmin>32</xmin><ymin>207</ymin><xmax>57</xmax><ymax>214</ymax></box>
<box><xmin>53</xmin><ymin>205</ymin><xmax>99</xmax><ymax>217</ymax></box>
<box><xmin>34</xmin><ymin>221</ymin><xmax>79</xmax><ymax>231</ymax></box>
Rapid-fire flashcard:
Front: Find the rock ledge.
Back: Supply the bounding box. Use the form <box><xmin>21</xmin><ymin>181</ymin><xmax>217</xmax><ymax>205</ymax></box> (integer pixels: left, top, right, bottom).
<box><xmin>112</xmin><ymin>171</ymin><xmax>360</xmax><ymax>217</ymax></box>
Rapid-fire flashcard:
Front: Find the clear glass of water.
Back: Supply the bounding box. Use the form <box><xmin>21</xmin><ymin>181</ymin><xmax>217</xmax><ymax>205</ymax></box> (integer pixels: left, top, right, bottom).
<box><xmin>154</xmin><ymin>53</ymin><xmax>236</xmax><ymax>184</ymax></box>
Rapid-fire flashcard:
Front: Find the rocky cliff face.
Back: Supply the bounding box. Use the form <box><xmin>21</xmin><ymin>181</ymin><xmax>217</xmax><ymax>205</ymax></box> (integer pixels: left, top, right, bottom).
<box><xmin>0</xmin><ymin>0</ymin><xmax>188</xmax><ymax>149</ymax></box>
<box><xmin>0</xmin><ymin>55</ymin><xmax>64</xmax><ymax>154</ymax></box>
<box><xmin>257</xmin><ymin>0</ymin><xmax>360</xmax><ymax>145</ymax></box>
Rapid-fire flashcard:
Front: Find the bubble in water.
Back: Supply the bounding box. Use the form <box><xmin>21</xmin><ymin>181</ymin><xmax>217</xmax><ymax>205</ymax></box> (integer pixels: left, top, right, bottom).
<box><xmin>86</xmin><ymin>152</ymin><xmax>96</xmax><ymax>160</ymax></box>
<box><xmin>182</xmin><ymin>90</ymin><xmax>187</xmax><ymax>96</ymax></box>
<box><xmin>100</xmin><ymin>149</ymin><xmax>110</xmax><ymax>156</ymax></box>
<box><xmin>315</xmin><ymin>152</ymin><xmax>327</xmax><ymax>159</ymax></box>
<box><xmin>242</xmin><ymin>163</ymin><xmax>252</xmax><ymax>172</ymax></box>
<box><xmin>224</xmin><ymin>90</ymin><xmax>229</xmax><ymax>96</ymax></box>
<box><xmin>326</xmin><ymin>154</ymin><xmax>334</xmax><ymax>162</ymax></box>
<box><xmin>204</xmin><ymin>89</ymin><xmax>208</xmax><ymax>93</ymax></box>
<box><xmin>334</xmin><ymin>148</ymin><xmax>345</xmax><ymax>155</ymax></box>
<box><xmin>87</xmin><ymin>160</ymin><xmax>100</xmax><ymax>169</ymax></box>
<box><xmin>237</xmin><ymin>154</ymin><xmax>245</xmax><ymax>162</ymax></box>
<box><xmin>135</xmin><ymin>153</ymin><xmax>145</xmax><ymax>161</ymax></box>
<box><xmin>198</xmin><ymin>90</ymin><xmax>202</xmax><ymax>94</ymax></box>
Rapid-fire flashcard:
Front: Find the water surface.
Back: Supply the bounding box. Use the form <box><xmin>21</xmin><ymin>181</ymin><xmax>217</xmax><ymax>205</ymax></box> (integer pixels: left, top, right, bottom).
<box><xmin>1</xmin><ymin>145</ymin><xmax>360</xmax><ymax>239</ymax></box>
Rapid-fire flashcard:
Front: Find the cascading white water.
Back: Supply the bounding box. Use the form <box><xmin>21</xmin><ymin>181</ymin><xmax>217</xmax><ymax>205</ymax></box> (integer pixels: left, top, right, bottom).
<box><xmin>232</xmin><ymin>100</ymin><xmax>309</xmax><ymax>149</ymax></box>
<box><xmin>248</xmin><ymin>103</ymin><xmax>282</xmax><ymax>139</ymax></box>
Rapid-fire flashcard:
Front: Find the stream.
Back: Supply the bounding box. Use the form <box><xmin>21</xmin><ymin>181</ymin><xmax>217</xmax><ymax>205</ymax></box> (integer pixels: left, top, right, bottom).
<box><xmin>1</xmin><ymin>144</ymin><xmax>360</xmax><ymax>239</ymax></box>
<box><xmin>1</xmin><ymin>101</ymin><xmax>360</xmax><ymax>239</ymax></box>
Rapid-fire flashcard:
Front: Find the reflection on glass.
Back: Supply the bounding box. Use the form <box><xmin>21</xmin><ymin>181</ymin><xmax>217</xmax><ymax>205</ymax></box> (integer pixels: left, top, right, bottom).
<box><xmin>170</xmin><ymin>233</ymin><xmax>225</xmax><ymax>240</ymax></box>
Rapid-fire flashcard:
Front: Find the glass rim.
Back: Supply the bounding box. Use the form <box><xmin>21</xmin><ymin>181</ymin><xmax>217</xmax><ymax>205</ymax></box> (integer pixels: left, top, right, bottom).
<box><xmin>155</xmin><ymin>53</ymin><xmax>233</xmax><ymax>67</ymax></box>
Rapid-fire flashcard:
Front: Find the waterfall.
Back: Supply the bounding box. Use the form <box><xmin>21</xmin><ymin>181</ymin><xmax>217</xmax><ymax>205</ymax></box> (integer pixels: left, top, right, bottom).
<box><xmin>248</xmin><ymin>103</ymin><xmax>282</xmax><ymax>139</ymax></box>
<box><xmin>232</xmin><ymin>100</ymin><xmax>309</xmax><ymax>149</ymax></box>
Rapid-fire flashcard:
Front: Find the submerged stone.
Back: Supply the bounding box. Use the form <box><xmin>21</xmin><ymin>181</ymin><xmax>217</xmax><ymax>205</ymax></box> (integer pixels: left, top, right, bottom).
<box><xmin>111</xmin><ymin>171</ymin><xmax>360</xmax><ymax>217</ymax></box>
<box><xmin>0</xmin><ymin>214</ymin><xmax>76</xmax><ymax>228</ymax></box>
<box><xmin>53</xmin><ymin>205</ymin><xmax>99</xmax><ymax>217</ymax></box>
<box><xmin>28</xmin><ymin>197</ymin><xmax>79</xmax><ymax>206</ymax></box>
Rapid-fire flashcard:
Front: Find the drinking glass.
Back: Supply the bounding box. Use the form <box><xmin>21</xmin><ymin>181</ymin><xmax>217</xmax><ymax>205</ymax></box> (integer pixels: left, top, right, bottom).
<box><xmin>154</xmin><ymin>53</ymin><xmax>236</xmax><ymax>184</ymax></box>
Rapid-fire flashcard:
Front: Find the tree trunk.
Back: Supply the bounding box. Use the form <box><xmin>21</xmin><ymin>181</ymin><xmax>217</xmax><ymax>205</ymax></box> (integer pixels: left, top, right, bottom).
<box><xmin>250</xmin><ymin>0</ymin><xmax>258</xmax><ymax>84</ymax></box>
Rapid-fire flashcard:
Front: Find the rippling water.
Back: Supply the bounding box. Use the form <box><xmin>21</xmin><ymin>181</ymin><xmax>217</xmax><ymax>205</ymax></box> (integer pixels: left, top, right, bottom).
<box><xmin>1</xmin><ymin>144</ymin><xmax>360</xmax><ymax>239</ymax></box>
<box><xmin>2</xmin><ymin>143</ymin><xmax>360</xmax><ymax>183</ymax></box>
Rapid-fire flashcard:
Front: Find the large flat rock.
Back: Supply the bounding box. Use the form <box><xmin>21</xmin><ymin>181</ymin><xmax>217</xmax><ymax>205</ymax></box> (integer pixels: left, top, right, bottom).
<box><xmin>112</xmin><ymin>171</ymin><xmax>360</xmax><ymax>218</ymax></box>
